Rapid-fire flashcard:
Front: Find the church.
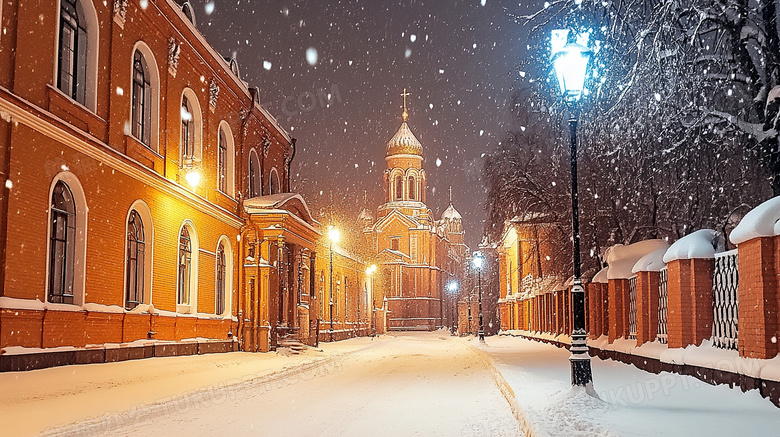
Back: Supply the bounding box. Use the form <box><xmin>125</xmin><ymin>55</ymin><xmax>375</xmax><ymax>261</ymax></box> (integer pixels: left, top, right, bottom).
<box><xmin>358</xmin><ymin>92</ymin><xmax>469</xmax><ymax>331</ymax></box>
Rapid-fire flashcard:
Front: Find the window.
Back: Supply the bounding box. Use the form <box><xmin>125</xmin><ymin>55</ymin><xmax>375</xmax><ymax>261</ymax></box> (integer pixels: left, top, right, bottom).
<box><xmin>125</xmin><ymin>210</ymin><xmax>145</xmax><ymax>309</ymax></box>
<box><xmin>248</xmin><ymin>149</ymin><xmax>261</xmax><ymax>197</ymax></box>
<box><xmin>218</xmin><ymin>128</ymin><xmax>227</xmax><ymax>192</ymax></box>
<box><xmin>344</xmin><ymin>276</ymin><xmax>349</xmax><ymax>321</ymax></box>
<box><xmin>391</xmin><ymin>238</ymin><xmax>399</xmax><ymax>251</ymax></box>
<box><xmin>216</xmin><ymin>244</ymin><xmax>226</xmax><ymax>314</ymax></box>
<box><xmin>181</xmin><ymin>97</ymin><xmax>193</xmax><ymax>158</ymax></box>
<box><xmin>181</xmin><ymin>1</ymin><xmax>196</xmax><ymax>25</ymax></box>
<box><xmin>132</xmin><ymin>50</ymin><xmax>152</xmax><ymax>146</ymax></box>
<box><xmin>178</xmin><ymin>227</ymin><xmax>192</xmax><ymax>305</ymax></box>
<box><xmin>48</xmin><ymin>181</ymin><xmax>76</xmax><ymax>304</ymax></box>
<box><xmin>408</xmin><ymin>176</ymin><xmax>416</xmax><ymax>200</ymax></box>
<box><xmin>269</xmin><ymin>168</ymin><xmax>280</xmax><ymax>194</ymax></box>
<box><xmin>395</xmin><ymin>175</ymin><xmax>403</xmax><ymax>200</ymax></box>
<box><xmin>410</xmin><ymin>235</ymin><xmax>417</xmax><ymax>263</ymax></box>
<box><xmin>58</xmin><ymin>0</ymin><xmax>86</xmax><ymax>104</ymax></box>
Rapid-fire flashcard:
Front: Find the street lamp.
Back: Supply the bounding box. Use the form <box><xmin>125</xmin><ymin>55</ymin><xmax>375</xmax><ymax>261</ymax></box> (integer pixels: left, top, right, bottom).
<box><xmin>472</xmin><ymin>252</ymin><xmax>485</xmax><ymax>342</ymax></box>
<box><xmin>551</xmin><ymin>28</ymin><xmax>594</xmax><ymax>387</ymax></box>
<box><xmin>446</xmin><ymin>280</ymin><xmax>459</xmax><ymax>333</ymax></box>
<box><xmin>365</xmin><ymin>264</ymin><xmax>377</xmax><ymax>337</ymax></box>
<box><xmin>328</xmin><ymin>226</ymin><xmax>340</xmax><ymax>342</ymax></box>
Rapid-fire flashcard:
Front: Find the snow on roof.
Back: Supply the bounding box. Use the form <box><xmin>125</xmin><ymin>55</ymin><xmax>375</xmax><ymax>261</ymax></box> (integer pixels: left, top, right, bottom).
<box><xmin>631</xmin><ymin>246</ymin><xmax>669</xmax><ymax>273</ymax></box>
<box><xmin>730</xmin><ymin>196</ymin><xmax>780</xmax><ymax>245</ymax></box>
<box><xmin>663</xmin><ymin>229</ymin><xmax>725</xmax><ymax>263</ymax></box>
<box><xmin>440</xmin><ymin>203</ymin><xmax>462</xmax><ymax>220</ymax></box>
<box><xmin>606</xmin><ymin>239</ymin><xmax>668</xmax><ymax>280</ymax></box>
<box><xmin>592</xmin><ymin>267</ymin><xmax>609</xmax><ymax>284</ymax></box>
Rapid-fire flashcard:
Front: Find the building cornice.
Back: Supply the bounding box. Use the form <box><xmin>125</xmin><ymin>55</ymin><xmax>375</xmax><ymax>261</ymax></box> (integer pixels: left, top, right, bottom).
<box><xmin>0</xmin><ymin>86</ymin><xmax>244</xmax><ymax>228</ymax></box>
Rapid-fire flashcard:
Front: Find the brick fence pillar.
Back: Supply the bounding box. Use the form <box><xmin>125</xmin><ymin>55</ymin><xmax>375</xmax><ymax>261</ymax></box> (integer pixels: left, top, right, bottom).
<box><xmin>635</xmin><ymin>271</ymin><xmax>661</xmax><ymax>346</ymax></box>
<box><xmin>667</xmin><ymin>258</ymin><xmax>714</xmax><ymax>348</ymax></box>
<box><xmin>737</xmin><ymin>236</ymin><xmax>778</xmax><ymax>359</ymax></box>
<box><xmin>667</xmin><ymin>259</ymin><xmax>691</xmax><ymax>348</ymax></box>
<box><xmin>587</xmin><ymin>282</ymin><xmax>600</xmax><ymax>339</ymax></box>
<box><xmin>608</xmin><ymin>278</ymin><xmax>629</xmax><ymax>342</ymax></box>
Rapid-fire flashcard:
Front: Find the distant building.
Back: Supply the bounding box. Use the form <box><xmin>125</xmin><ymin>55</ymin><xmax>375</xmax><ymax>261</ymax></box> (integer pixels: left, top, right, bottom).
<box><xmin>357</xmin><ymin>93</ymin><xmax>468</xmax><ymax>331</ymax></box>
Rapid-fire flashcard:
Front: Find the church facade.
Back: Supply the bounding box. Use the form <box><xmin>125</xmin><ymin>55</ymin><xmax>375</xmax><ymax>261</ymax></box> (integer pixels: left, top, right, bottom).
<box><xmin>358</xmin><ymin>96</ymin><xmax>469</xmax><ymax>331</ymax></box>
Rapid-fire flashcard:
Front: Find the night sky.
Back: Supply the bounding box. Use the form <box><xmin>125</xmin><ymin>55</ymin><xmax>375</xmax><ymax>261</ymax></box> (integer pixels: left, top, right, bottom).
<box><xmin>198</xmin><ymin>0</ymin><xmax>542</xmax><ymax>248</ymax></box>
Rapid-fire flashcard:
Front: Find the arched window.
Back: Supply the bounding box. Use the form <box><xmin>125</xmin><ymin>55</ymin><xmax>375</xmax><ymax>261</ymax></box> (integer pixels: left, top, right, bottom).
<box><xmin>218</xmin><ymin>128</ymin><xmax>227</xmax><ymax>192</ymax></box>
<box><xmin>177</xmin><ymin>227</ymin><xmax>192</xmax><ymax>305</ymax></box>
<box><xmin>181</xmin><ymin>1</ymin><xmax>196</xmax><ymax>25</ymax></box>
<box><xmin>269</xmin><ymin>168</ymin><xmax>280</xmax><ymax>195</ymax></box>
<box><xmin>216</xmin><ymin>244</ymin><xmax>226</xmax><ymax>314</ymax></box>
<box><xmin>394</xmin><ymin>175</ymin><xmax>403</xmax><ymax>200</ymax></box>
<box><xmin>248</xmin><ymin>149</ymin><xmax>261</xmax><ymax>197</ymax></box>
<box><xmin>132</xmin><ymin>50</ymin><xmax>152</xmax><ymax>146</ymax></box>
<box><xmin>181</xmin><ymin>97</ymin><xmax>193</xmax><ymax>158</ymax></box>
<box><xmin>58</xmin><ymin>0</ymin><xmax>86</xmax><ymax>104</ymax></box>
<box><xmin>125</xmin><ymin>210</ymin><xmax>145</xmax><ymax>309</ymax></box>
<box><xmin>408</xmin><ymin>176</ymin><xmax>416</xmax><ymax>200</ymax></box>
<box><xmin>48</xmin><ymin>181</ymin><xmax>76</xmax><ymax>304</ymax></box>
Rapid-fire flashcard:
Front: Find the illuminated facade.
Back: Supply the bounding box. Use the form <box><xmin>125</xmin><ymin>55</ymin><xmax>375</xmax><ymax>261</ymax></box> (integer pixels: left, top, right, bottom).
<box><xmin>0</xmin><ymin>0</ymin><xmax>346</xmax><ymax>360</ymax></box>
<box><xmin>359</xmin><ymin>94</ymin><xmax>468</xmax><ymax>331</ymax></box>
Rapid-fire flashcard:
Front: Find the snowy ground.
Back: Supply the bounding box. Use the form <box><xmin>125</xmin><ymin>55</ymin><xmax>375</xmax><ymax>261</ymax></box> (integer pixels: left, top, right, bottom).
<box><xmin>5</xmin><ymin>332</ymin><xmax>520</xmax><ymax>437</ymax></box>
<box><xmin>476</xmin><ymin>335</ymin><xmax>780</xmax><ymax>437</ymax></box>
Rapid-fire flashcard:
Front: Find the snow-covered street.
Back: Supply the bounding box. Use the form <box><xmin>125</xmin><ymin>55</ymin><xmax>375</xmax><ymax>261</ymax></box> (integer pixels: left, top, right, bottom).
<box><xmin>477</xmin><ymin>335</ymin><xmax>780</xmax><ymax>436</ymax></box>
<box><xmin>14</xmin><ymin>333</ymin><xmax>520</xmax><ymax>437</ymax></box>
<box><xmin>5</xmin><ymin>332</ymin><xmax>780</xmax><ymax>436</ymax></box>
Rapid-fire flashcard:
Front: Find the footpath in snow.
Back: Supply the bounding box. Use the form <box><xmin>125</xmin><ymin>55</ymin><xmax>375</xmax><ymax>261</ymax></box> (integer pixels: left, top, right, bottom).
<box><xmin>474</xmin><ymin>335</ymin><xmax>780</xmax><ymax>437</ymax></box>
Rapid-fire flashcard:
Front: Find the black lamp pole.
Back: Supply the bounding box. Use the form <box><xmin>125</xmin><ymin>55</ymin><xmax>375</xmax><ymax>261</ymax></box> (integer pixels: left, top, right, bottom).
<box><xmin>567</xmin><ymin>105</ymin><xmax>593</xmax><ymax>387</ymax></box>
<box><xmin>477</xmin><ymin>266</ymin><xmax>484</xmax><ymax>342</ymax></box>
<box><xmin>329</xmin><ymin>240</ymin><xmax>334</xmax><ymax>342</ymax></box>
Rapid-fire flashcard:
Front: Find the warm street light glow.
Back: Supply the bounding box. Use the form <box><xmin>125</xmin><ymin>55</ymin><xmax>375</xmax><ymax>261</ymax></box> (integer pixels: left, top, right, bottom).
<box><xmin>328</xmin><ymin>226</ymin><xmax>340</xmax><ymax>244</ymax></box>
<box><xmin>446</xmin><ymin>280</ymin><xmax>458</xmax><ymax>293</ymax></box>
<box><xmin>185</xmin><ymin>169</ymin><xmax>201</xmax><ymax>188</ymax></box>
<box><xmin>366</xmin><ymin>264</ymin><xmax>377</xmax><ymax>275</ymax></box>
<box><xmin>472</xmin><ymin>252</ymin><xmax>484</xmax><ymax>270</ymax></box>
<box><xmin>551</xmin><ymin>29</ymin><xmax>593</xmax><ymax>103</ymax></box>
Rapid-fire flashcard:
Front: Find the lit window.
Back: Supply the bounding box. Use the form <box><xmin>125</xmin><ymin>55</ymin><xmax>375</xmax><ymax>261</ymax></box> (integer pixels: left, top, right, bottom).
<box><xmin>132</xmin><ymin>50</ymin><xmax>152</xmax><ymax>145</ymax></box>
<box><xmin>216</xmin><ymin>244</ymin><xmax>226</xmax><ymax>314</ymax></box>
<box><xmin>181</xmin><ymin>97</ymin><xmax>193</xmax><ymax>158</ymax></box>
<box><xmin>177</xmin><ymin>227</ymin><xmax>192</xmax><ymax>305</ymax></box>
<box><xmin>218</xmin><ymin>128</ymin><xmax>227</xmax><ymax>192</ymax></box>
<box><xmin>57</xmin><ymin>0</ymin><xmax>86</xmax><ymax>104</ymax></box>
<box><xmin>125</xmin><ymin>210</ymin><xmax>145</xmax><ymax>309</ymax></box>
<box><xmin>48</xmin><ymin>181</ymin><xmax>76</xmax><ymax>304</ymax></box>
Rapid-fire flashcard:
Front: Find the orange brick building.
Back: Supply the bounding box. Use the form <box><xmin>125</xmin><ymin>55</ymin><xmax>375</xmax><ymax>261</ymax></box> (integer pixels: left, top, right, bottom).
<box><xmin>357</xmin><ymin>98</ymin><xmax>469</xmax><ymax>331</ymax></box>
<box><xmin>0</xmin><ymin>0</ymin><xmax>347</xmax><ymax>361</ymax></box>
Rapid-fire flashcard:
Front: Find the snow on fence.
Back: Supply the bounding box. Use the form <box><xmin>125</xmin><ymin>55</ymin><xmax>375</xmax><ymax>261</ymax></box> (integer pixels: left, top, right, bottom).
<box><xmin>657</xmin><ymin>267</ymin><xmax>668</xmax><ymax>344</ymax></box>
<box><xmin>712</xmin><ymin>249</ymin><xmax>739</xmax><ymax>350</ymax></box>
<box><xmin>628</xmin><ymin>275</ymin><xmax>638</xmax><ymax>340</ymax></box>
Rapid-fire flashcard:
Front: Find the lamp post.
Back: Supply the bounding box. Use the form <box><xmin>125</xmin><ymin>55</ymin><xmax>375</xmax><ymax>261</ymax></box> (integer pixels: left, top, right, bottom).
<box><xmin>328</xmin><ymin>226</ymin><xmax>340</xmax><ymax>342</ymax></box>
<box><xmin>473</xmin><ymin>252</ymin><xmax>485</xmax><ymax>342</ymax></box>
<box><xmin>551</xmin><ymin>28</ymin><xmax>594</xmax><ymax>387</ymax></box>
<box><xmin>446</xmin><ymin>280</ymin><xmax>459</xmax><ymax>334</ymax></box>
<box><xmin>365</xmin><ymin>264</ymin><xmax>377</xmax><ymax>337</ymax></box>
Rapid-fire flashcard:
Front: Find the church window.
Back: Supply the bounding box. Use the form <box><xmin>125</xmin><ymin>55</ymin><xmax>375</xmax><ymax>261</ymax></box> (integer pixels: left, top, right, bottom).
<box><xmin>391</xmin><ymin>238</ymin><xmax>399</xmax><ymax>251</ymax></box>
<box><xmin>394</xmin><ymin>175</ymin><xmax>403</xmax><ymax>200</ymax></box>
<box><xmin>408</xmin><ymin>176</ymin><xmax>416</xmax><ymax>200</ymax></box>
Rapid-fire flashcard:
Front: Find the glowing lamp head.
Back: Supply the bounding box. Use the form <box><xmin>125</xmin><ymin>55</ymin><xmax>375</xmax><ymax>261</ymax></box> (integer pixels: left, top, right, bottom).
<box><xmin>185</xmin><ymin>169</ymin><xmax>201</xmax><ymax>188</ymax></box>
<box><xmin>472</xmin><ymin>252</ymin><xmax>484</xmax><ymax>270</ymax></box>
<box><xmin>366</xmin><ymin>264</ymin><xmax>377</xmax><ymax>276</ymax></box>
<box><xmin>447</xmin><ymin>281</ymin><xmax>459</xmax><ymax>293</ymax></box>
<box><xmin>328</xmin><ymin>226</ymin><xmax>340</xmax><ymax>244</ymax></box>
<box><xmin>551</xmin><ymin>29</ymin><xmax>593</xmax><ymax>102</ymax></box>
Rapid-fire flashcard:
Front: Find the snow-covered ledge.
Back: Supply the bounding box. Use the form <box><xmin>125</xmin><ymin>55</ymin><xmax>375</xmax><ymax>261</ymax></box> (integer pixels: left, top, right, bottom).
<box><xmin>663</xmin><ymin>229</ymin><xmax>725</xmax><ymax>262</ymax></box>
<box><xmin>606</xmin><ymin>239</ymin><xmax>668</xmax><ymax>279</ymax></box>
<box><xmin>730</xmin><ymin>196</ymin><xmax>780</xmax><ymax>245</ymax></box>
<box><xmin>631</xmin><ymin>246</ymin><xmax>667</xmax><ymax>273</ymax></box>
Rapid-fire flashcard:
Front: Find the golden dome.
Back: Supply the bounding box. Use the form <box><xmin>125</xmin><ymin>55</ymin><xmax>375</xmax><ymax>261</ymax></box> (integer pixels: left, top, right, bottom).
<box><xmin>386</xmin><ymin>121</ymin><xmax>423</xmax><ymax>156</ymax></box>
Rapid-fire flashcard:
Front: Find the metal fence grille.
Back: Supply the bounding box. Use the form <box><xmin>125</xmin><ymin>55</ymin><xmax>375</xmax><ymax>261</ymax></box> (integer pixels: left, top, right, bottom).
<box><xmin>628</xmin><ymin>276</ymin><xmax>638</xmax><ymax>340</ymax></box>
<box><xmin>657</xmin><ymin>267</ymin><xmax>668</xmax><ymax>344</ymax></box>
<box><xmin>712</xmin><ymin>250</ymin><xmax>739</xmax><ymax>350</ymax></box>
